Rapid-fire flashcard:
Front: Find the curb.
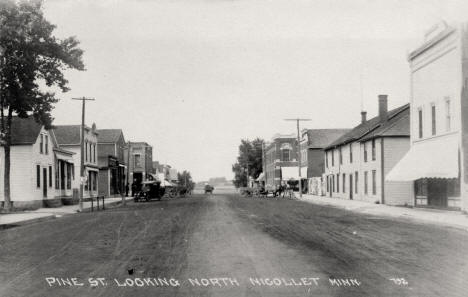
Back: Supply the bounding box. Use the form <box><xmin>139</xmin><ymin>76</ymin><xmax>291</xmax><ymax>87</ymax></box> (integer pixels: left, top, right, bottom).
<box><xmin>0</xmin><ymin>214</ymin><xmax>56</xmax><ymax>229</ymax></box>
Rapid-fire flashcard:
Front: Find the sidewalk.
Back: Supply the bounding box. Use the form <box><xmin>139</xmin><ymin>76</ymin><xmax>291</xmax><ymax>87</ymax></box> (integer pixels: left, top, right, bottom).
<box><xmin>300</xmin><ymin>194</ymin><xmax>468</xmax><ymax>231</ymax></box>
<box><xmin>0</xmin><ymin>196</ymin><xmax>133</xmax><ymax>227</ymax></box>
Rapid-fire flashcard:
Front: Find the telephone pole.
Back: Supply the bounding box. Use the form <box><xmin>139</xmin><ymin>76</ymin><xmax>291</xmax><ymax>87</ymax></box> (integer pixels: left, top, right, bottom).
<box><xmin>72</xmin><ymin>97</ymin><xmax>95</xmax><ymax>212</ymax></box>
<box><xmin>284</xmin><ymin>118</ymin><xmax>311</xmax><ymax>198</ymax></box>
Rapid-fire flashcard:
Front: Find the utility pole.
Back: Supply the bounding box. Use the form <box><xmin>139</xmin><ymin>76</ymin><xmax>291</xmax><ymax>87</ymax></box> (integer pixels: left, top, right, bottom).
<box><xmin>126</xmin><ymin>141</ymin><xmax>131</xmax><ymax>197</ymax></box>
<box><xmin>72</xmin><ymin>97</ymin><xmax>95</xmax><ymax>212</ymax></box>
<box><xmin>262</xmin><ymin>141</ymin><xmax>267</xmax><ymax>185</ymax></box>
<box><xmin>284</xmin><ymin>118</ymin><xmax>311</xmax><ymax>198</ymax></box>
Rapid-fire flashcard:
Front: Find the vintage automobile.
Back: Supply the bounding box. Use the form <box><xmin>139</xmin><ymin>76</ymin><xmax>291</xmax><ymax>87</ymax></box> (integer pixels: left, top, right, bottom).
<box><xmin>134</xmin><ymin>180</ymin><xmax>165</xmax><ymax>202</ymax></box>
<box><xmin>204</xmin><ymin>184</ymin><xmax>214</xmax><ymax>194</ymax></box>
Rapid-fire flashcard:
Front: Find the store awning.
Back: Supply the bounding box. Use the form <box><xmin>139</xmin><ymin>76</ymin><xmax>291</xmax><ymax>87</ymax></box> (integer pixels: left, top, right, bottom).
<box><xmin>281</xmin><ymin>166</ymin><xmax>300</xmax><ymax>180</ymax></box>
<box><xmin>54</xmin><ymin>150</ymin><xmax>74</xmax><ymax>162</ymax></box>
<box><xmin>386</xmin><ymin>135</ymin><xmax>459</xmax><ymax>181</ymax></box>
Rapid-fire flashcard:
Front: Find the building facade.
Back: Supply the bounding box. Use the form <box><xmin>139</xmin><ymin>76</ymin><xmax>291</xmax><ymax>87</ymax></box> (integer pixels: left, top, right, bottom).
<box><xmin>0</xmin><ymin>117</ymin><xmax>75</xmax><ymax>209</ymax></box>
<box><xmin>300</xmin><ymin>129</ymin><xmax>351</xmax><ymax>178</ymax></box>
<box><xmin>388</xmin><ymin>22</ymin><xmax>468</xmax><ymax>210</ymax></box>
<box><xmin>300</xmin><ymin>129</ymin><xmax>350</xmax><ymax>195</ymax></box>
<box><xmin>126</xmin><ymin>142</ymin><xmax>153</xmax><ymax>188</ymax></box>
<box><xmin>324</xmin><ymin>96</ymin><xmax>413</xmax><ymax>206</ymax></box>
<box><xmin>54</xmin><ymin>124</ymin><xmax>99</xmax><ymax>199</ymax></box>
<box><xmin>264</xmin><ymin>134</ymin><xmax>299</xmax><ymax>188</ymax></box>
<box><xmin>97</xmin><ymin>129</ymin><xmax>127</xmax><ymax>197</ymax></box>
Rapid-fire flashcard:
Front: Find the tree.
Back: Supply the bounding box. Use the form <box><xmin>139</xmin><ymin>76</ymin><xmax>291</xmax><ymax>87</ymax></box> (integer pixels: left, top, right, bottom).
<box><xmin>177</xmin><ymin>170</ymin><xmax>195</xmax><ymax>191</ymax></box>
<box><xmin>232</xmin><ymin>138</ymin><xmax>264</xmax><ymax>188</ymax></box>
<box><xmin>0</xmin><ymin>0</ymin><xmax>84</xmax><ymax>211</ymax></box>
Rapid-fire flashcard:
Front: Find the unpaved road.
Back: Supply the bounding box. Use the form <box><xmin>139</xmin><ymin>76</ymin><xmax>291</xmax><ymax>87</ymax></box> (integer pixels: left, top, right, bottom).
<box><xmin>0</xmin><ymin>193</ymin><xmax>467</xmax><ymax>297</ymax></box>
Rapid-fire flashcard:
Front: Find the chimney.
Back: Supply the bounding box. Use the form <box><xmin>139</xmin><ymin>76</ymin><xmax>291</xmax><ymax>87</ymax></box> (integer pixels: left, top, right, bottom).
<box><xmin>378</xmin><ymin>94</ymin><xmax>388</xmax><ymax>122</ymax></box>
<box><xmin>361</xmin><ymin>111</ymin><xmax>367</xmax><ymax>124</ymax></box>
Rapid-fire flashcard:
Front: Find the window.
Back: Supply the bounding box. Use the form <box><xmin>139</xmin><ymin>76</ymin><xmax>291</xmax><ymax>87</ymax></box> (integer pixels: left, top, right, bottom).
<box><xmin>67</xmin><ymin>164</ymin><xmax>72</xmax><ymax>189</ymax></box>
<box><xmin>332</xmin><ymin>150</ymin><xmax>335</xmax><ymax>166</ymax></box>
<box><xmin>40</xmin><ymin>135</ymin><xmax>43</xmax><ymax>154</ymax></box>
<box><xmin>445</xmin><ymin>99</ymin><xmax>451</xmax><ymax>132</ymax></box>
<box><xmin>431</xmin><ymin>104</ymin><xmax>436</xmax><ymax>136</ymax></box>
<box><xmin>331</xmin><ymin>174</ymin><xmax>335</xmax><ymax>192</ymax></box>
<box><xmin>354</xmin><ymin>171</ymin><xmax>358</xmax><ymax>194</ymax></box>
<box><xmin>363</xmin><ymin>143</ymin><xmax>368</xmax><ymax>162</ymax></box>
<box><xmin>372</xmin><ymin>139</ymin><xmax>376</xmax><ymax>161</ymax></box>
<box><xmin>36</xmin><ymin>165</ymin><xmax>41</xmax><ymax>188</ymax></box>
<box><xmin>447</xmin><ymin>178</ymin><xmax>460</xmax><ymax>197</ymax></box>
<box><xmin>282</xmin><ymin>149</ymin><xmax>290</xmax><ymax>161</ymax></box>
<box><xmin>372</xmin><ymin>170</ymin><xmax>376</xmax><ymax>195</ymax></box>
<box><xmin>339</xmin><ymin>147</ymin><xmax>343</xmax><ymax>164</ymax></box>
<box><xmin>134</xmin><ymin>154</ymin><xmax>141</xmax><ymax>167</ymax></box>
<box><xmin>85</xmin><ymin>141</ymin><xmax>88</xmax><ymax>162</ymax></box>
<box><xmin>349</xmin><ymin>144</ymin><xmax>353</xmax><ymax>163</ymax></box>
<box><xmin>336</xmin><ymin>173</ymin><xmax>340</xmax><ymax>192</ymax></box>
<box><xmin>55</xmin><ymin>162</ymin><xmax>59</xmax><ymax>189</ymax></box>
<box><xmin>49</xmin><ymin>166</ymin><xmax>52</xmax><ymax>187</ymax></box>
<box><xmin>342</xmin><ymin>173</ymin><xmax>346</xmax><ymax>193</ymax></box>
<box><xmin>415</xmin><ymin>179</ymin><xmax>427</xmax><ymax>196</ymax></box>
<box><xmin>45</xmin><ymin>135</ymin><xmax>49</xmax><ymax>155</ymax></box>
<box><xmin>326</xmin><ymin>152</ymin><xmax>329</xmax><ymax>168</ymax></box>
<box><xmin>418</xmin><ymin>108</ymin><xmax>423</xmax><ymax>138</ymax></box>
<box><xmin>364</xmin><ymin>171</ymin><xmax>368</xmax><ymax>194</ymax></box>
<box><xmin>92</xmin><ymin>172</ymin><xmax>97</xmax><ymax>191</ymax></box>
<box><xmin>326</xmin><ymin>176</ymin><xmax>329</xmax><ymax>192</ymax></box>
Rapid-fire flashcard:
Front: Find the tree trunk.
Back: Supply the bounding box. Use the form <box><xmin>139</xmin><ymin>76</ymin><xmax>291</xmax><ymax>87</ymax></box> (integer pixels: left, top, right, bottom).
<box><xmin>3</xmin><ymin>109</ymin><xmax>12</xmax><ymax>211</ymax></box>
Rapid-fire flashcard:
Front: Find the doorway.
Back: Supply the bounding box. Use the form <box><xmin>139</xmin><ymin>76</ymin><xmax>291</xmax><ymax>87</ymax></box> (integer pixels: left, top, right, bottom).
<box><xmin>349</xmin><ymin>174</ymin><xmax>353</xmax><ymax>200</ymax></box>
<box><xmin>43</xmin><ymin>168</ymin><xmax>47</xmax><ymax>198</ymax></box>
<box><xmin>427</xmin><ymin>179</ymin><xmax>448</xmax><ymax>207</ymax></box>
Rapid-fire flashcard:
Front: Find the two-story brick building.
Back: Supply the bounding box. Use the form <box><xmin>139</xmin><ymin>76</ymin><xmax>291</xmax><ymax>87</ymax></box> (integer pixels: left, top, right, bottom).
<box><xmin>387</xmin><ymin>22</ymin><xmax>468</xmax><ymax>211</ymax></box>
<box><xmin>125</xmin><ymin>142</ymin><xmax>153</xmax><ymax>190</ymax></box>
<box><xmin>0</xmin><ymin>117</ymin><xmax>75</xmax><ymax>209</ymax></box>
<box><xmin>54</xmin><ymin>124</ymin><xmax>99</xmax><ymax>199</ymax></box>
<box><xmin>264</xmin><ymin>134</ymin><xmax>300</xmax><ymax>188</ymax></box>
<box><xmin>324</xmin><ymin>95</ymin><xmax>413</xmax><ymax>205</ymax></box>
<box><xmin>97</xmin><ymin>129</ymin><xmax>127</xmax><ymax>197</ymax></box>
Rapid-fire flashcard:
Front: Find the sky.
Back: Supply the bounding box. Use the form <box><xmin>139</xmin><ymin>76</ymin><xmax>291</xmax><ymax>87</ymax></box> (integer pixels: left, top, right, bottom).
<box><xmin>42</xmin><ymin>0</ymin><xmax>468</xmax><ymax>181</ymax></box>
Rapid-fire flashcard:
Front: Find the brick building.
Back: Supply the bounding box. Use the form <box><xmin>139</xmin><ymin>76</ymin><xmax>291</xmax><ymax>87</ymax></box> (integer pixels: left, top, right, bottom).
<box><xmin>324</xmin><ymin>96</ymin><xmax>413</xmax><ymax>205</ymax></box>
<box><xmin>263</xmin><ymin>134</ymin><xmax>299</xmax><ymax>188</ymax></box>
<box><xmin>125</xmin><ymin>142</ymin><xmax>153</xmax><ymax>189</ymax></box>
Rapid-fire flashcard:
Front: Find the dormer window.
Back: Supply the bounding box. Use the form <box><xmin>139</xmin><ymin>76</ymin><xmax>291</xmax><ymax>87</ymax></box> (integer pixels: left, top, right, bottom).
<box><xmin>45</xmin><ymin>135</ymin><xmax>49</xmax><ymax>155</ymax></box>
<box><xmin>40</xmin><ymin>134</ymin><xmax>44</xmax><ymax>154</ymax></box>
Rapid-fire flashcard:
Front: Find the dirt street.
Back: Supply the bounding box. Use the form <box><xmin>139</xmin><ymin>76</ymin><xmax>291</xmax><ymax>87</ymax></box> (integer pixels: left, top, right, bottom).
<box><xmin>0</xmin><ymin>193</ymin><xmax>467</xmax><ymax>297</ymax></box>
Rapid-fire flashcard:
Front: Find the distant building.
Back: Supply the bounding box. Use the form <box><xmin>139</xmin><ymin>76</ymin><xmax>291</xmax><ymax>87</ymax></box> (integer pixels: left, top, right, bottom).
<box><xmin>387</xmin><ymin>22</ymin><xmax>468</xmax><ymax>210</ymax></box>
<box><xmin>300</xmin><ymin>128</ymin><xmax>350</xmax><ymax>195</ymax></box>
<box><xmin>300</xmin><ymin>129</ymin><xmax>350</xmax><ymax>178</ymax></box>
<box><xmin>263</xmin><ymin>133</ymin><xmax>299</xmax><ymax>188</ymax></box>
<box><xmin>125</xmin><ymin>142</ymin><xmax>153</xmax><ymax>187</ymax></box>
<box><xmin>97</xmin><ymin>129</ymin><xmax>126</xmax><ymax>197</ymax></box>
<box><xmin>324</xmin><ymin>96</ymin><xmax>412</xmax><ymax>205</ymax></box>
<box><xmin>54</xmin><ymin>124</ymin><xmax>99</xmax><ymax>199</ymax></box>
<box><xmin>0</xmin><ymin>117</ymin><xmax>75</xmax><ymax>209</ymax></box>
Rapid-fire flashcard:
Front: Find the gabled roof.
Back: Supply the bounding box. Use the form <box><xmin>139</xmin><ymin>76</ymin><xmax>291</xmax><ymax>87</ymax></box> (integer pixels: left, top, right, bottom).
<box><xmin>303</xmin><ymin>129</ymin><xmax>351</xmax><ymax>148</ymax></box>
<box><xmin>97</xmin><ymin>129</ymin><xmax>124</xmax><ymax>144</ymax></box>
<box><xmin>10</xmin><ymin>116</ymin><xmax>43</xmax><ymax>145</ymax></box>
<box><xmin>53</xmin><ymin>125</ymin><xmax>81</xmax><ymax>145</ymax></box>
<box><xmin>325</xmin><ymin>103</ymin><xmax>410</xmax><ymax>150</ymax></box>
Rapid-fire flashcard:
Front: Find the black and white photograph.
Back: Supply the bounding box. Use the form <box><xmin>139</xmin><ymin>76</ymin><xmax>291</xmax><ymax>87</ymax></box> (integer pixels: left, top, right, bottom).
<box><xmin>0</xmin><ymin>0</ymin><xmax>468</xmax><ymax>296</ymax></box>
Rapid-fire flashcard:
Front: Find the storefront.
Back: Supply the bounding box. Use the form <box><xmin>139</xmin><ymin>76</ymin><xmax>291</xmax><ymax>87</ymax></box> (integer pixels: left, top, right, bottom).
<box><xmin>387</xmin><ymin>135</ymin><xmax>461</xmax><ymax>209</ymax></box>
